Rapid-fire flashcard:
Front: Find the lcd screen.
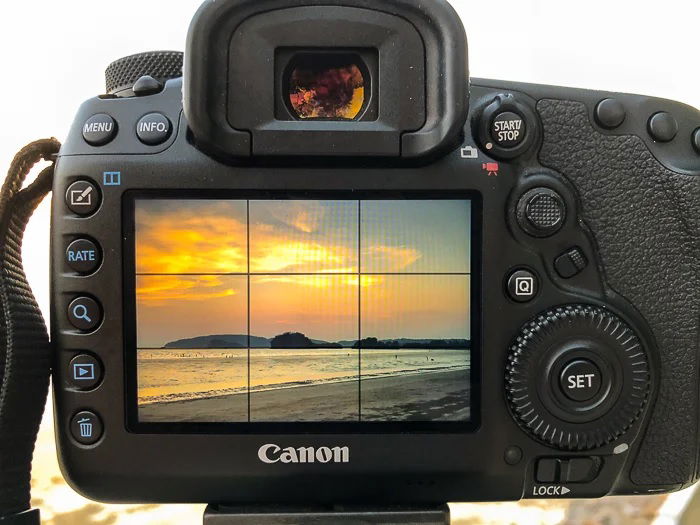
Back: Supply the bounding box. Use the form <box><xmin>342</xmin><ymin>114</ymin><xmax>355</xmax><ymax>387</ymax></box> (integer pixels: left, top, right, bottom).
<box><xmin>129</xmin><ymin>197</ymin><xmax>477</xmax><ymax>428</ymax></box>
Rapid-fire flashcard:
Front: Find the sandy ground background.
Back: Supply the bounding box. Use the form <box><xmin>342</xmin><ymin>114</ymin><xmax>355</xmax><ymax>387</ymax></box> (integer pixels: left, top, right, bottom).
<box><xmin>139</xmin><ymin>369</ymin><xmax>470</xmax><ymax>423</ymax></box>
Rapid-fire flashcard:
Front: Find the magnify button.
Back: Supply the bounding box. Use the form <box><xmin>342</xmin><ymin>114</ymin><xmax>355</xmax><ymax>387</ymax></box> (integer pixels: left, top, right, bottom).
<box><xmin>68</xmin><ymin>297</ymin><xmax>102</xmax><ymax>332</ymax></box>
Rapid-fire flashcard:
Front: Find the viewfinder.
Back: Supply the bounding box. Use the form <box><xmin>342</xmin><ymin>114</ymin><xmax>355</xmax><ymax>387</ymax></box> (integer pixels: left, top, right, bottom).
<box><xmin>285</xmin><ymin>53</ymin><xmax>370</xmax><ymax>121</ymax></box>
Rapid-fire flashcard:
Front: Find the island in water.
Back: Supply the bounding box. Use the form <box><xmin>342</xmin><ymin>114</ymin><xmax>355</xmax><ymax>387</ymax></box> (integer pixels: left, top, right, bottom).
<box><xmin>163</xmin><ymin>332</ymin><xmax>470</xmax><ymax>350</ymax></box>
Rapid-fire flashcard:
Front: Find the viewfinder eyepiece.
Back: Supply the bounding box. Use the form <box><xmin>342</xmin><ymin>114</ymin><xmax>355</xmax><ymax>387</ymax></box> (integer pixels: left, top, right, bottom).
<box><xmin>185</xmin><ymin>0</ymin><xmax>469</xmax><ymax>158</ymax></box>
<box><xmin>286</xmin><ymin>53</ymin><xmax>368</xmax><ymax>120</ymax></box>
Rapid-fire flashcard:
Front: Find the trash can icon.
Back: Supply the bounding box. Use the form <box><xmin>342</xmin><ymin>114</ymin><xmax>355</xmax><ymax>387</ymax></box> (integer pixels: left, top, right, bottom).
<box><xmin>77</xmin><ymin>418</ymin><xmax>93</xmax><ymax>439</ymax></box>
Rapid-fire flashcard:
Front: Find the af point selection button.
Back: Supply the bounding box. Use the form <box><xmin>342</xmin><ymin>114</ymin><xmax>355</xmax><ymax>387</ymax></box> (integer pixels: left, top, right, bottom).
<box><xmin>68</xmin><ymin>297</ymin><xmax>102</xmax><ymax>332</ymax></box>
<box><xmin>66</xmin><ymin>239</ymin><xmax>101</xmax><ymax>274</ymax></box>
<box><xmin>560</xmin><ymin>360</ymin><xmax>602</xmax><ymax>402</ymax></box>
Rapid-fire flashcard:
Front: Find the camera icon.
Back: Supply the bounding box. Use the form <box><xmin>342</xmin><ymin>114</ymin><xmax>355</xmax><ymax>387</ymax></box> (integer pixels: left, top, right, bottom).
<box><xmin>515</xmin><ymin>276</ymin><xmax>535</xmax><ymax>297</ymax></box>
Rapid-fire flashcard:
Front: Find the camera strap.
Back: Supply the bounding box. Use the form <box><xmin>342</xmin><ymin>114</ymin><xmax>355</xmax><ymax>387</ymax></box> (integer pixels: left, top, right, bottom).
<box><xmin>0</xmin><ymin>139</ymin><xmax>60</xmax><ymax>525</ymax></box>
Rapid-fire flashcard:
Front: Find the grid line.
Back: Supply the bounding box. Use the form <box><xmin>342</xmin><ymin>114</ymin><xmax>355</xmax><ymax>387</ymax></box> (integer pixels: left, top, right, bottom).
<box><xmin>246</xmin><ymin>200</ymin><xmax>251</xmax><ymax>423</ymax></box>
<box><xmin>358</xmin><ymin>200</ymin><xmax>362</xmax><ymax>422</ymax></box>
<box><xmin>136</xmin><ymin>272</ymin><xmax>472</xmax><ymax>276</ymax></box>
<box><xmin>136</xmin><ymin>199</ymin><xmax>472</xmax><ymax>423</ymax></box>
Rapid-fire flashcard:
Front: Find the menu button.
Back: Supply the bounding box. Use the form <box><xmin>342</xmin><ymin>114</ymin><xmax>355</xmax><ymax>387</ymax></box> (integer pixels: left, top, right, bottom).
<box><xmin>82</xmin><ymin>114</ymin><xmax>117</xmax><ymax>146</ymax></box>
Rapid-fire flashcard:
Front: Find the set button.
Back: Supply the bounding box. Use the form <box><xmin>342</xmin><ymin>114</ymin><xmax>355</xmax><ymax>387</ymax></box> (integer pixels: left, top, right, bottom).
<box><xmin>82</xmin><ymin>113</ymin><xmax>117</xmax><ymax>146</ymax></box>
<box><xmin>70</xmin><ymin>411</ymin><xmax>103</xmax><ymax>445</ymax></box>
<box><xmin>66</xmin><ymin>239</ymin><xmax>101</xmax><ymax>274</ymax></box>
<box><xmin>560</xmin><ymin>360</ymin><xmax>602</xmax><ymax>402</ymax></box>
<box><xmin>67</xmin><ymin>297</ymin><xmax>102</xmax><ymax>332</ymax></box>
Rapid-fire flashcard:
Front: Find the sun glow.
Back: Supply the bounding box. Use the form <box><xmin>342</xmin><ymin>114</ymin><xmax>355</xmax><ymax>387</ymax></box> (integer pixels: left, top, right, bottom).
<box><xmin>134</xmin><ymin>199</ymin><xmax>472</xmax><ymax>347</ymax></box>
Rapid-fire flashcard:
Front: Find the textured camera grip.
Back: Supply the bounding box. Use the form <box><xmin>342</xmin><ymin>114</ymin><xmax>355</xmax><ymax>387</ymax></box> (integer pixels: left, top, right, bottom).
<box><xmin>537</xmin><ymin>99</ymin><xmax>700</xmax><ymax>486</ymax></box>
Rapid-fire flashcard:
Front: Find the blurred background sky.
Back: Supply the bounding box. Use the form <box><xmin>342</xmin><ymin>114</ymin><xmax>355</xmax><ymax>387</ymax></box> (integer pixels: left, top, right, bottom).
<box><xmin>1</xmin><ymin>0</ymin><xmax>699</xmax><ymax>523</ymax></box>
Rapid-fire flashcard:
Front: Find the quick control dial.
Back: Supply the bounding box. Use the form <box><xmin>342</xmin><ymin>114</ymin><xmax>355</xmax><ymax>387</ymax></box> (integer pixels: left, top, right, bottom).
<box><xmin>506</xmin><ymin>305</ymin><xmax>651</xmax><ymax>451</ymax></box>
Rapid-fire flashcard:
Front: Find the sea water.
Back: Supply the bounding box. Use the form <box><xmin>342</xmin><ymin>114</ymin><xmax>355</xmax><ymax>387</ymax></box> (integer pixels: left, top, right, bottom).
<box><xmin>137</xmin><ymin>348</ymin><xmax>469</xmax><ymax>405</ymax></box>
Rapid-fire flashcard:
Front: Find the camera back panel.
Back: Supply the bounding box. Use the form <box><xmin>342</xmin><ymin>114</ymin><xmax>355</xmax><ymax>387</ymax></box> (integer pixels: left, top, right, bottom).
<box><xmin>50</xmin><ymin>0</ymin><xmax>700</xmax><ymax>505</ymax></box>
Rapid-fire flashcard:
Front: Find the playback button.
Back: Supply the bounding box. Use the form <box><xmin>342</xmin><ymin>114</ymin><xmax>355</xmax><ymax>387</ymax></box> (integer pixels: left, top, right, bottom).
<box><xmin>68</xmin><ymin>354</ymin><xmax>102</xmax><ymax>391</ymax></box>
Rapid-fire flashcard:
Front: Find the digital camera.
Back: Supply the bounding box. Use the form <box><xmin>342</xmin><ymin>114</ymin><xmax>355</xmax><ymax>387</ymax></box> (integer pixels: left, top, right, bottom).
<box><xmin>52</xmin><ymin>0</ymin><xmax>700</xmax><ymax>505</ymax></box>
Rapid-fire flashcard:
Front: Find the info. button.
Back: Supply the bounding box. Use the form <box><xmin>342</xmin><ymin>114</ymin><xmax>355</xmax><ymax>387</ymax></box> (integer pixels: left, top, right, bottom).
<box><xmin>66</xmin><ymin>239</ymin><xmax>101</xmax><ymax>274</ymax></box>
<box><xmin>136</xmin><ymin>113</ymin><xmax>172</xmax><ymax>146</ymax></box>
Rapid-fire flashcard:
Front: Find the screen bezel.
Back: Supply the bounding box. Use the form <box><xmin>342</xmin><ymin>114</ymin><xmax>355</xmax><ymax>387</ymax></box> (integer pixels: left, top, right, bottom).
<box><xmin>123</xmin><ymin>190</ymin><xmax>482</xmax><ymax>434</ymax></box>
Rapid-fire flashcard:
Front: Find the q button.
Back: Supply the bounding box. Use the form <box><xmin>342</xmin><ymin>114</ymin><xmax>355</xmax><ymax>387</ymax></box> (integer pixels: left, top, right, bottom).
<box><xmin>68</xmin><ymin>297</ymin><xmax>102</xmax><ymax>332</ymax></box>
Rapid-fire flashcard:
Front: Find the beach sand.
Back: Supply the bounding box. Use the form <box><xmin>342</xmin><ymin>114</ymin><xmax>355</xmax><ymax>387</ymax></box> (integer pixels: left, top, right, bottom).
<box><xmin>139</xmin><ymin>369</ymin><xmax>469</xmax><ymax>423</ymax></box>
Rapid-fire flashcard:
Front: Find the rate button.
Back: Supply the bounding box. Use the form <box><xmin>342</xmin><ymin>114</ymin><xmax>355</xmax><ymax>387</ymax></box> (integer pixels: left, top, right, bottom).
<box><xmin>66</xmin><ymin>239</ymin><xmax>101</xmax><ymax>274</ymax></box>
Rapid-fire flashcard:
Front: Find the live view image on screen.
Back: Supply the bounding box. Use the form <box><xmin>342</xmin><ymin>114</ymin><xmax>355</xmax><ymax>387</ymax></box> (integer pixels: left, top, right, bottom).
<box><xmin>133</xmin><ymin>198</ymin><xmax>474</xmax><ymax>424</ymax></box>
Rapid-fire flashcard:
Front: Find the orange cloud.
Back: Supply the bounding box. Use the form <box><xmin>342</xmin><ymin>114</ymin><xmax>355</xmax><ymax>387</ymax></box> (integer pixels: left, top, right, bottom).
<box><xmin>137</xmin><ymin>275</ymin><xmax>240</xmax><ymax>306</ymax></box>
<box><xmin>268</xmin><ymin>202</ymin><xmax>325</xmax><ymax>233</ymax></box>
<box><xmin>363</xmin><ymin>245</ymin><xmax>422</xmax><ymax>272</ymax></box>
<box><xmin>250</xmin><ymin>238</ymin><xmax>350</xmax><ymax>273</ymax></box>
<box><xmin>249</xmin><ymin>219</ymin><xmax>358</xmax><ymax>273</ymax></box>
<box><xmin>135</xmin><ymin>201</ymin><xmax>427</xmax><ymax>278</ymax></box>
<box><xmin>136</xmin><ymin>205</ymin><xmax>247</xmax><ymax>274</ymax></box>
<box><xmin>251</xmin><ymin>275</ymin><xmax>385</xmax><ymax>289</ymax></box>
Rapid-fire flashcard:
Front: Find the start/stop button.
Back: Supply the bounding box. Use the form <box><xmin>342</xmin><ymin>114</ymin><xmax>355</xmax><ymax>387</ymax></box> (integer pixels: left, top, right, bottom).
<box><xmin>478</xmin><ymin>94</ymin><xmax>537</xmax><ymax>160</ymax></box>
<box><xmin>491</xmin><ymin>111</ymin><xmax>527</xmax><ymax>148</ymax></box>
